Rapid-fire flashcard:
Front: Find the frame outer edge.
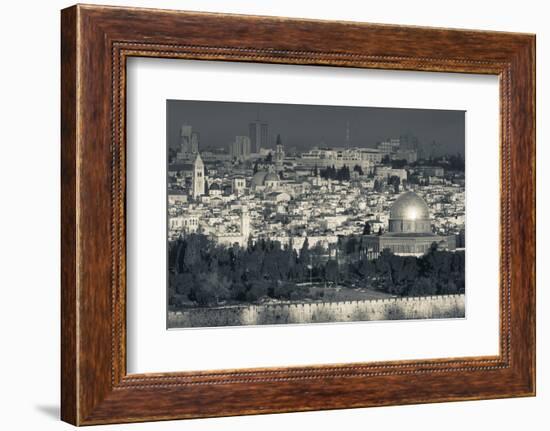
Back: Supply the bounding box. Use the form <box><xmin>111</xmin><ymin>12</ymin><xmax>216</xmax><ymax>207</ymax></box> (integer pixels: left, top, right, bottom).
<box><xmin>526</xmin><ymin>35</ymin><xmax>536</xmax><ymax>395</ymax></box>
<box><xmin>531</xmin><ymin>35</ymin><xmax>536</xmax><ymax>396</ymax></box>
<box><xmin>61</xmin><ymin>4</ymin><xmax>536</xmax><ymax>424</ymax></box>
<box><xmin>521</xmin><ymin>34</ymin><xmax>536</xmax><ymax>395</ymax></box>
<box><xmin>61</xmin><ymin>5</ymin><xmax>79</xmax><ymax>426</ymax></box>
<box><xmin>501</xmin><ymin>35</ymin><xmax>536</xmax><ymax>396</ymax></box>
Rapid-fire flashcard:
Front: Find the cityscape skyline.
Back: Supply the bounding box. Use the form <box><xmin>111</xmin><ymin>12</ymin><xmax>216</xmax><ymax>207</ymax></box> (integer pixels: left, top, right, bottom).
<box><xmin>166</xmin><ymin>99</ymin><xmax>466</xmax><ymax>328</ymax></box>
<box><xmin>167</xmin><ymin>99</ymin><xmax>465</xmax><ymax>156</ymax></box>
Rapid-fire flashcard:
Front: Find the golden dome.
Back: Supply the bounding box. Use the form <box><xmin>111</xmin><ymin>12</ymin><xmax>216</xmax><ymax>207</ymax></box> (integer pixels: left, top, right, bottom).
<box><xmin>390</xmin><ymin>192</ymin><xmax>430</xmax><ymax>220</ymax></box>
<box><xmin>388</xmin><ymin>192</ymin><xmax>431</xmax><ymax>234</ymax></box>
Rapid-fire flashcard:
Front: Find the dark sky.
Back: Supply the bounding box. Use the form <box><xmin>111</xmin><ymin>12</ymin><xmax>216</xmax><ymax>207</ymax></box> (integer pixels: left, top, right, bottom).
<box><xmin>167</xmin><ymin>100</ymin><xmax>465</xmax><ymax>156</ymax></box>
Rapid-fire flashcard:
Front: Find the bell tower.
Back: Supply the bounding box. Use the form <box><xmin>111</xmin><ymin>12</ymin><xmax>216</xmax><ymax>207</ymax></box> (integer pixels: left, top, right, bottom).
<box><xmin>191</xmin><ymin>153</ymin><xmax>205</xmax><ymax>199</ymax></box>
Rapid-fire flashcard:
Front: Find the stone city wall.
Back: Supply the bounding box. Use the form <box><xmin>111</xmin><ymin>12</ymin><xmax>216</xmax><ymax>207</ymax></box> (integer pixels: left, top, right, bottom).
<box><xmin>168</xmin><ymin>294</ymin><xmax>465</xmax><ymax>328</ymax></box>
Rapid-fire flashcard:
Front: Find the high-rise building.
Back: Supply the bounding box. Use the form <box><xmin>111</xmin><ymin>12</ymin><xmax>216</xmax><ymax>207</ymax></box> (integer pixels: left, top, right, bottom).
<box><xmin>249</xmin><ymin>120</ymin><xmax>268</xmax><ymax>153</ymax></box>
<box><xmin>191</xmin><ymin>153</ymin><xmax>205</xmax><ymax>199</ymax></box>
<box><xmin>190</xmin><ymin>132</ymin><xmax>200</xmax><ymax>154</ymax></box>
<box><xmin>177</xmin><ymin>125</ymin><xmax>200</xmax><ymax>160</ymax></box>
<box><xmin>378</xmin><ymin>138</ymin><xmax>401</xmax><ymax>155</ymax></box>
<box><xmin>393</xmin><ymin>148</ymin><xmax>418</xmax><ymax>163</ymax></box>
<box><xmin>230</xmin><ymin>135</ymin><xmax>251</xmax><ymax>161</ymax></box>
<box><xmin>179</xmin><ymin>124</ymin><xmax>192</xmax><ymax>154</ymax></box>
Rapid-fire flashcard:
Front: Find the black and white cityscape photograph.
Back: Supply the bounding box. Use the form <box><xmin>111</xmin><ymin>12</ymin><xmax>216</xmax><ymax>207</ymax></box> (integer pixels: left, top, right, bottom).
<box><xmin>166</xmin><ymin>100</ymin><xmax>466</xmax><ymax>328</ymax></box>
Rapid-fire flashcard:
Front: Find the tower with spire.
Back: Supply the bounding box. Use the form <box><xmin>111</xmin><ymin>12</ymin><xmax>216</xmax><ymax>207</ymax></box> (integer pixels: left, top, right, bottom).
<box><xmin>191</xmin><ymin>153</ymin><xmax>205</xmax><ymax>199</ymax></box>
<box><xmin>275</xmin><ymin>134</ymin><xmax>284</xmax><ymax>171</ymax></box>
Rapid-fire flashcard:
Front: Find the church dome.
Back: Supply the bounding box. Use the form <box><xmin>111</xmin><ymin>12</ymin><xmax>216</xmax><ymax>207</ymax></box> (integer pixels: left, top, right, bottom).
<box><xmin>388</xmin><ymin>191</ymin><xmax>431</xmax><ymax>234</ymax></box>
<box><xmin>251</xmin><ymin>171</ymin><xmax>268</xmax><ymax>188</ymax></box>
<box><xmin>265</xmin><ymin>172</ymin><xmax>279</xmax><ymax>182</ymax></box>
<box><xmin>252</xmin><ymin>171</ymin><xmax>279</xmax><ymax>188</ymax></box>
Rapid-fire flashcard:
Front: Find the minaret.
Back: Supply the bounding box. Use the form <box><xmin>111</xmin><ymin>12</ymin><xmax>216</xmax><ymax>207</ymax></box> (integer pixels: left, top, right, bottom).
<box><xmin>240</xmin><ymin>206</ymin><xmax>250</xmax><ymax>245</ymax></box>
<box><xmin>345</xmin><ymin>120</ymin><xmax>351</xmax><ymax>148</ymax></box>
<box><xmin>191</xmin><ymin>153</ymin><xmax>205</xmax><ymax>199</ymax></box>
<box><xmin>275</xmin><ymin>134</ymin><xmax>284</xmax><ymax>171</ymax></box>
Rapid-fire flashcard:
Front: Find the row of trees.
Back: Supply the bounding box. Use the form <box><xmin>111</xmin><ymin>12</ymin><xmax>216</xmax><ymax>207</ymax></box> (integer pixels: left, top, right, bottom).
<box><xmin>168</xmin><ymin>234</ymin><xmax>465</xmax><ymax>308</ymax></box>
<box><xmin>349</xmin><ymin>246</ymin><xmax>465</xmax><ymax>297</ymax></box>
<box><xmin>313</xmin><ymin>164</ymin><xmax>367</xmax><ymax>181</ymax></box>
<box><xmin>317</xmin><ymin>164</ymin><xmax>351</xmax><ymax>181</ymax></box>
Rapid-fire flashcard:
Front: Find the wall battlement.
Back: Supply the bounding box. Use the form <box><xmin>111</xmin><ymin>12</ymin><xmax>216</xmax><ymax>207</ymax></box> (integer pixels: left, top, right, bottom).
<box><xmin>168</xmin><ymin>294</ymin><xmax>465</xmax><ymax>328</ymax></box>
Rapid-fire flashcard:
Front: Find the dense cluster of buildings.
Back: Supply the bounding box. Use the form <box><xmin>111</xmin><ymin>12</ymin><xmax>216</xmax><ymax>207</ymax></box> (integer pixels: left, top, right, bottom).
<box><xmin>168</xmin><ymin>120</ymin><xmax>465</xmax><ymax>258</ymax></box>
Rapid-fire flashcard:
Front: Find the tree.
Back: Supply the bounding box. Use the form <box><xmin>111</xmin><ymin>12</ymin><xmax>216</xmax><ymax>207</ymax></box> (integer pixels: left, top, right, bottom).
<box><xmin>355</xmin><ymin>255</ymin><xmax>374</xmax><ymax>279</ymax></box>
<box><xmin>319</xmin><ymin>165</ymin><xmax>341</xmax><ymax>181</ymax></box>
<box><xmin>344</xmin><ymin>165</ymin><xmax>350</xmax><ymax>180</ymax></box>
<box><xmin>389</xmin><ymin>175</ymin><xmax>400</xmax><ymax>187</ymax></box>
<box><xmin>172</xmin><ymin>273</ymin><xmax>193</xmax><ymax>296</ymax></box>
<box><xmin>263</xmin><ymin>241</ymin><xmax>285</xmax><ymax>280</ymax></box>
<box><xmin>410</xmin><ymin>277</ymin><xmax>437</xmax><ymax>296</ymax></box>
<box><xmin>169</xmin><ymin>232</ymin><xmax>466</xmax><ymax>309</ymax></box>
<box><xmin>440</xmin><ymin>279</ymin><xmax>458</xmax><ymax>295</ymax></box>
<box><xmin>335</xmin><ymin>165</ymin><xmax>351</xmax><ymax>181</ymax></box>
<box><xmin>353</xmin><ymin>164</ymin><xmax>364</xmax><ymax>175</ymax></box>
<box><xmin>299</xmin><ymin>237</ymin><xmax>311</xmax><ymax>263</ymax></box>
<box><xmin>363</xmin><ymin>222</ymin><xmax>372</xmax><ymax>235</ymax></box>
<box><xmin>313</xmin><ymin>164</ymin><xmax>318</xmax><ymax>177</ymax></box>
<box><xmin>393</xmin><ymin>182</ymin><xmax>398</xmax><ymax>193</ymax></box>
<box><xmin>378</xmin><ymin>226</ymin><xmax>383</xmax><ymax>236</ymax></box>
<box><xmin>345</xmin><ymin>236</ymin><xmax>359</xmax><ymax>256</ymax></box>
<box><xmin>389</xmin><ymin>175</ymin><xmax>401</xmax><ymax>194</ymax></box>
<box><xmin>298</xmin><ymin>237</ymin><xmax>312</xmax><ymax>280</ymax></box>
<box><xmin>246</xmin><ymin>280</ymin><xmax>269</xmax><ymax>302</ymax></box>
<box><xmin>373</xmin><ymin>178</ymin><xmax>383</xmax><ymax>193</ymax></box>
<box><xmin>374</xmin><ymin>249</ymin><xmax>394</xmax><ymax>292</ymax></box>
<box><xmin>183</xmin><ymin>235</ymin><xmax>201</xmax><ymax>269</ymax></box>
<box><xmin>325</xmin><ymin>260</ymin><xmax>339</xmax><ymax>284</ymax></box>
<box><xmin>391</xmin><ymin>159</ymin><xmax>407</xmax><ymax>169</ymax></box>
<box><xmin>192</xmin><ymin>272</ymin><xmax>229</xmax><ymax>306</ymax></box>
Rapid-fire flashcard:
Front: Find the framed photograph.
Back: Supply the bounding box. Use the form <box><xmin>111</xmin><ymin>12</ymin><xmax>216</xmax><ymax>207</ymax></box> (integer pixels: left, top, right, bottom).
<box><xmin>61</xmin><ymin>4</ymin><xmax>536</xmax><ymax>425</ymax></box>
